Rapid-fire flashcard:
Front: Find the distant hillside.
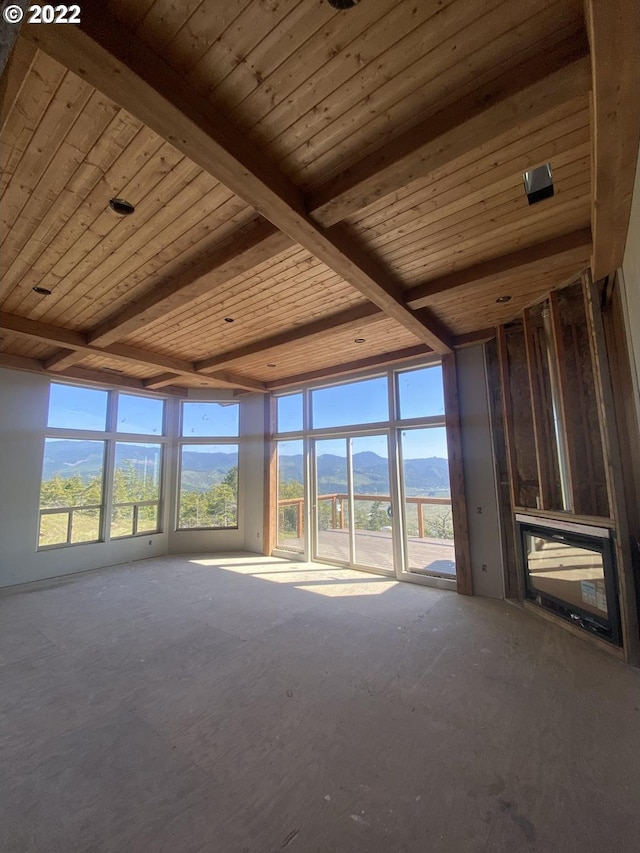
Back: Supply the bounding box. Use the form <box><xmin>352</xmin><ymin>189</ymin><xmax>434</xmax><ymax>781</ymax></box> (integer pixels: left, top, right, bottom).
<box><xmin>43</xmin><ymin>442</ymin><xmax>449</xmax><ymax>496</ymax></box>
<box><xmin>280</xmin><ymin>452</ymin><xmax>450</xmax><ymax>496</ymax></box>
<box><xmin>43</xmin><ymin>441</ymin><xmax>237</xmax><ymax>492</ymax></box>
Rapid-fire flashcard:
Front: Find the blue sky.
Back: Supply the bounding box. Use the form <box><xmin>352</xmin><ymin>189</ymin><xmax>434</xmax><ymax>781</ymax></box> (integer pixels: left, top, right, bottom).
<box><xmin>47</xmin><ymin>384</ymin><xmax>164</xmax><ymax>435</ymax></box>
<box><xmin>276</xmin><ymin>366</ymin><xmax>447</xmax><ymax>458</ymax></box>
<box><xmin>48</xmin><ymin>364</ymin><xmax>447</xmax><ymax>459</ymax></box>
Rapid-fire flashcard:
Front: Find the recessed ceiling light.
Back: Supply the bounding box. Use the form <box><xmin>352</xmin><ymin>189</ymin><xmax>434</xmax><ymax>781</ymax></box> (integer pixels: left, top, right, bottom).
<box><xmin>523</xmin><ymin>163</ymin><xmax>554</xmax><ymax>205</ymax></box>
<box><xmin>224</xmin><ymin>317</ymin><xmax>234</xmax><ymax>323</ymax></box>
<box><xmin>327</xmin><ymin>0</ymin><xmax>361</xmax><ymax>8</ymax></box>
<box><xmin>267</xmin><ymin>363</ymin><xmax>276</xmax><ymax>367</ymax></box>
<box><xmin>109</xmin><ymin>198</ymin><xmax>135</xmax><ymax>215</ymax></box>
<box><xmin>32</xmin><ymin>286</ymin><xmax>52</xmax><ymax>295</ymax></box>
<box><xmin>496</xmin><ymin>295</ymin><xmax>512</xmax><ymax>304</ymax></box>
<box><xmin>354</xmin><ymin>337</ymin><xmax>366</xmax><ymax>343</ymax></box>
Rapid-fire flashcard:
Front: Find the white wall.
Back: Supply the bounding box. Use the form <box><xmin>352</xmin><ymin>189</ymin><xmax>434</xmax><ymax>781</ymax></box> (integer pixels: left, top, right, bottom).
<box><xmin>456</xmin><ymin>346</ymin><xmax>505</xmax><ymax>599</ymax></box>
<box><xmin>0</xmin><ymin>369</ymin><xmax>266</xmax><ymax>587</ymax></box>
<box><xmin>620</xmin><ymin>145</ymin><xmax>640</xmax><ymax>428</ymax></box>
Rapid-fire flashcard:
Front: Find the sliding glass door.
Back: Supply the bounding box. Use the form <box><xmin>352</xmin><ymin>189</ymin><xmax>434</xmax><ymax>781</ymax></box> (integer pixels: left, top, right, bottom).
<box><xmin>312</xmin><ymin>433</ymin><xmax>395</xmax><ymax>574</ymax></box>
<box><xmin>273</xmin><ymin>361</ymin><xmax>457</xmax><ymax>587</ymax></box>
<box><xmin>314</xmin><ymin>438</ymin><xmax>350</xmax><ymax>565</ymax></box>
<box><xmin>398</xmin><ymin>427</ymin><xmax>456</xmax><ymax>578</ymax></box>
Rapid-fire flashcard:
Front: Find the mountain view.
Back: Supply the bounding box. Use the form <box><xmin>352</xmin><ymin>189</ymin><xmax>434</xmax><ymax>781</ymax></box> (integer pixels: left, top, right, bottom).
<box><xmin>280</xmin><ymin>452</ymin><xmax>449</xmax><ymax>496</ymax></box>
<box><xmin>42</xmin><ymin>442</ymin><xmax>449</xmax><ymax>496</ymax></box>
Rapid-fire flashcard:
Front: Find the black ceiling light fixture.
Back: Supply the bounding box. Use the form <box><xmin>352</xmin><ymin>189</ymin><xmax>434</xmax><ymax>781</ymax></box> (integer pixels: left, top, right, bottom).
<box><xmin>32</xmin><ymin>286</ymin><xmax>52</xmax><ymax>295</ymax></box>
<box><xmin>224</xmin><ymin>317</ymin><xmax>235</xmax><ymax>323</ymax></box>
<box><xmin>496</xmin><ymin>295</ymin><xmax>512</xmax><ymax>304</ymax></box>
<box><xmin>267</xmin><ymin>362</ymin><xmax>277</xmax><ymax>367</ymax></box>
<box><xmin>523</xmin><ymin>163</ymin><xmax>554</xmax><ymax>205</ymax></box>
<box><xmin>327</xmin><ymin>0</ymin><xmax>361</xmax><ymax>8</ymax></box>
<box><xmin>354</xmin><ymin>337</ymin><xmax>366</xmax><ymax>343</ymax></box>
<box><xmin>109</xmin><ymin>198</ymin><xmax>135</xmax><ymax>215</ymax></box>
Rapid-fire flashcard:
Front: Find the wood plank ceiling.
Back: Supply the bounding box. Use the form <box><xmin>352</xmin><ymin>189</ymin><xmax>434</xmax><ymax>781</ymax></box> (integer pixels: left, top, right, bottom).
<box><xmin>1</xmin><ymin>0</ymin><xmax>638</xmax><ymax>394</ymax></box>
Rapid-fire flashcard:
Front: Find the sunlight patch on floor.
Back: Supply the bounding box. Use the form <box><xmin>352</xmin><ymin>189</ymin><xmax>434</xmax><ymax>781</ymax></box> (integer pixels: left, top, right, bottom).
<box><xmin>293</xmin><ymin>579</ymin><xmax>398</xmax><ymax>597</ymax></box>
<box><xmin>189</xmin><ymin>556</ymin><xmax>399</xmax><ymax>596</ymax></box>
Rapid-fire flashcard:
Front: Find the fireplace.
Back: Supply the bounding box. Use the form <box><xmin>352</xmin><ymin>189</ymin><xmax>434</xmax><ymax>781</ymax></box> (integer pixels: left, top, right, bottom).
<box><xmin>516</xmin><ymin>514</ymin><xmax>621</xmax><ymax>645</ymax></box>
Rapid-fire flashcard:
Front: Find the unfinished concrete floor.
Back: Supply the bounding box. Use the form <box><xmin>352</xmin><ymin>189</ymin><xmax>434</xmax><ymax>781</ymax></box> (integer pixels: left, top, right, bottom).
<box><xmin>1</xmin><ymin>554</ymin><xmax>639</xmax><ymax>853</ymax></box>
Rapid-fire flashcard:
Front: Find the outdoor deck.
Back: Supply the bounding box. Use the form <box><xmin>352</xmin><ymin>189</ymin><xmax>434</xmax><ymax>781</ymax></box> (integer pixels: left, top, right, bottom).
<box><xmin>278</xmin><ymin>528</ymin><xmax>456</xmax><ymax>577</ymax></box>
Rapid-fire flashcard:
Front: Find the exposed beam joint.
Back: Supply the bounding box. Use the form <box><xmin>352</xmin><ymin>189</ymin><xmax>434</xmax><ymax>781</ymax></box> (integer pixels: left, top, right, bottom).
<box><xmin>308</xmin><ymin>52</ymin><xmax>591</xmax><ymax>226</ymax></box>
<box><xmin>45</xmin><ymin>349</ymin><xmax>90</xmax><ymax>372</ymax></box>
<box><xmin>0</xmin><ymin>353</ymin><xmax>186</xmax><ymax>395</ymax></box>
<box><xmin>23</xmin><ymin>13</ymin><xmax>452</xmax><ymax>354</ymax></box>
<box><xmin>0</xmin><ymin>313</ymin><xmax>265</xmax><ymax>392</ymax></box>
<box><xmin>452</xmin><ymin>329</ymin><xmax>496</xmax><ymax>348</ymax></box>
<box><xmin>143</xmin><ymin>373</ymin><xmax>181</xmax><ymax>390</ymax></box>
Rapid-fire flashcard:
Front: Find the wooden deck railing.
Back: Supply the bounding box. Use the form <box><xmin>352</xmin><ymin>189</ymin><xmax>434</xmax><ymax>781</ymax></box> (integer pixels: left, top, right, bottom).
<box><xmin>278</xmin><ymin>493</ymin><xmax>451</xmax><ymax>538</ymax></box>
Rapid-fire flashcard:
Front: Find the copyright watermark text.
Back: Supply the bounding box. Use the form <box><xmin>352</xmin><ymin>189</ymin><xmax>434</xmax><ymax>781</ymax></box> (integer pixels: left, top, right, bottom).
<box><xmin>2</xmin><ymin>4</ymin><xmax>81</xmax><ymax>24</ymax></box>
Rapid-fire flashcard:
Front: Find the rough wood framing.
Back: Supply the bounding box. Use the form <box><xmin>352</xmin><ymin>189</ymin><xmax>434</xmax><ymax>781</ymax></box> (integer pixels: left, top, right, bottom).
<box><xmin>523</xmin><ymin>304</ymin><xmax>563</xmax><ymax>511</ymax></box>
<box><xmin>442</xmin><ymin>354</ymin><xmax>473</xmax><ymax>596</ymax></box>
<box><xmin>582</xmin><ymin>270</ymin><xmax>640</xmax><ymax>664</ymax></box>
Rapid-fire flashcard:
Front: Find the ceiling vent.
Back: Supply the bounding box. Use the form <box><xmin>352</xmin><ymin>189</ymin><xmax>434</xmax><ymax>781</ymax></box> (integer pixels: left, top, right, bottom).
<box><xmin>523</xmin><ymin>163</ymin><xmax>554</xmax><ymax>205</ymax></box>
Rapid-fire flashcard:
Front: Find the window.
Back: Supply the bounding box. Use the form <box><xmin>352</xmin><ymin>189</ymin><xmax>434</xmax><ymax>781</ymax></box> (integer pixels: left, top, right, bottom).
<box><xmin>38</xmin><ymin>384</ymin><xmax>166</xmax><ymax>548</ymax></box>
<box><xmin>47</xmin><ymin>383</ymin><xmax>108</xmax><ymax>431</ymax></box>
<box><xmin>39</xmin><ymin>438</ymin><xmax>105</xmax><ymax>547</ymax></box>
<box><xmin>111</xmin><ymin>443</ymin><xmax>162</xmax><ymax>538</ymax></box>
<box><xmin>182</xmin><ymin>401</ymin><xmax>239</xmax><ymax>436</ymax></box>
<box><xmin>177</xmin><ymin>402</ymin><xmax>240</xmax><ymax>530</ymax></box>
<box><xmin>271</xmin><ymin>361</ymin><xmax>455</xmax><ymax>580</ymax></box>
<box><xmin>116</xmin><ymin>393</ymin><xmax>164</xmax><ymax>435</ymax></box>
<box><xmin>276</xmin><ymin>393</ymin><xmax>303</xmax><ymax>433</ymax></box>
<box><xmin>311</xmin><ymin>375</ymin><xmax>388</xmax><ymax>429</ymax></box>
<box><xmin>396</xmin><ymin>365</ymin><xmax>444</xmax><ymax>419</ymax></box>
<box><xmin>276</xmin><ymin>439</ymin><xmax>304</xmax><ymax>551</ymax></box>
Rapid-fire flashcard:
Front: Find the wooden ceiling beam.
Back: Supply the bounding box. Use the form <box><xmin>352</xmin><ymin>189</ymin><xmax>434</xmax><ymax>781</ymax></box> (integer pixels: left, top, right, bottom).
<box><xmin>144</xmin><ymin>370</ymin><xmax>266</xmax><ymax>392</ymax></box>
<box><xmin>195</xmin><ymin>304</ymin><xmax>386</xmax><ymax>373</ymax></box>
<box><xmin>265</xmin><ymin>346</ymin><xmax>434</xmax><ymax>390</ymax></box>
<box><xmin>452</xmin><ymin>329</ymin><xmax>497</xmax><ymax>348</ymax></box>
<box><xmin>89</xmin><ymin>219</ymin><xmax>294</xmax><ymax>347</ymax></box>
<box><xmin>0</xmin><ymin>313</ymin><xmax>265</xmax><ymax>392</ymax></box>
<box><xmin>265</xmin><ymin>329</ymin><xmax>501</xmax><ymax>391</ymax></box>
<box><xmin>308</xmin><ymin>52</ymin><xmax>591</xmax><ymax>227</ymax></box>
<box><xmin>44</xmin><ymin>349</ymin><xmax>90</xmax><ymax>372</ymax></box>
<box><xmin>584</xmin><ymin>0</ymin><xmax>640</xmax><ymax>279</ymax></box>
<box><xmin>23</xmin><ymin>14</ymin><xmax>453</xmax><ymax>355</ymax></box>
<box><xmin>404</xmin><ymin>228</ymin><xmax>592</xmax><ymax>309</ymax></box>
<box><xmin>143</xmin><ymin>373</ymin><xmax>181</xmax><ymax>390</ymax></box>
<box><xmin>0</xmin><ymin>314</ymin><xmax>86</xmax><ymax>349</ymax></box>
<box><xmin>0</xmin><ymin>352</ymin><xmax>186</xmax><ymax>395</ymax></box>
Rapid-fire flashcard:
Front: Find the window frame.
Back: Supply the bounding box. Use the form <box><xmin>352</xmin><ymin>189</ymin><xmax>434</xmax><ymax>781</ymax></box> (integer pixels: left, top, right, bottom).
<box><xmin>110</xmin><ymin>440</ymin><xmax>165</xmax><ymax>540</ymax></box>
<box><xmin>38</xmin><ymin>382</ymin><xmax>169</xmax><ymax>550</ymax></box>
<box><xmin>270</xmin><ymin>357</ymin><xmax>451</xmax><ymax>576</ymax></box>
<box><xmin>176</xmin><ymin>400</ymin><xmax>240</xmax><ymax>531</ymax></box>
